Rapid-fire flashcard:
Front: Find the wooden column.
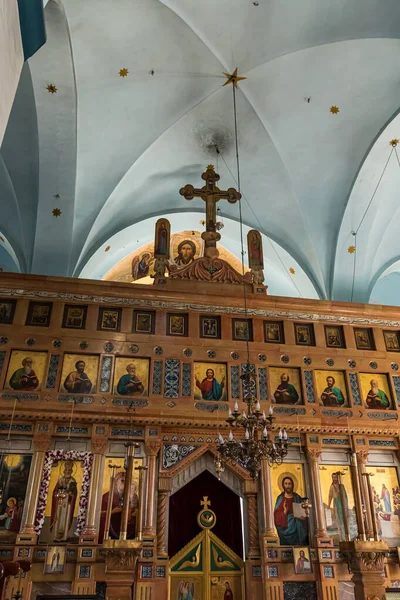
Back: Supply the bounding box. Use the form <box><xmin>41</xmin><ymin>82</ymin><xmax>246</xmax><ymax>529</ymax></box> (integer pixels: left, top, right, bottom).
<box><xmin>245</xmin><ymin>480</ymin><xmax>260</xmax><ymax>558</ymax></box>
<box><xmin>157</xmin><ymin>477</ymin><xmax>171</xmax><ymax>557</ymax></box>
<box><xmin>305</xmin><ymin>448</ymin><xmax>327</xmax><ymax>538</ymax></box>
<box><xmin>143</xmin><ymin>441</ymin><xmax>160</xmax><ymax>537</ymax></box>
<box><xmin>260</xmin><ymin>460</ymin><xmax>277</xmax><ymax>538</ymax></box>
<box><xmin>120</xmin><ymin>442</ymin><xmax>136</xmax><ymax>541</ymax></box>
<box><xmin>18</xmin><ymin>432</ymin><xmax>52</xmax><ymax>542</ymax></box>
<box><xmin>349</xmin><ymin>452</ymin><xmax>366</xmax><ymax>541</ymax></box>
<box><xmin>356</xmin><ymin>450</ymin><xmax>373</xmax><ymax>539</ymax></box>
<box><xmin>80</xmin><ymin>435</ymin><xmax>107</xmax><ymax>542</ymax></box>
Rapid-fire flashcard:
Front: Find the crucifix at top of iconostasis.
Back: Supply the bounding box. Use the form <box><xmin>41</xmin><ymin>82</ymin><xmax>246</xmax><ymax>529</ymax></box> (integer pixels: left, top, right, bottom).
<box><xmin>179</xmin><ymin>165</ymin><xmax>241</xmax><ymax>257</ymax></box>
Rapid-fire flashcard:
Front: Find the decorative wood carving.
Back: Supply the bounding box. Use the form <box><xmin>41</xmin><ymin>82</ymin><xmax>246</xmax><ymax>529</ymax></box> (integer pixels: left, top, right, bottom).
<box><xmin>305</xmin><ymin>448</ymin><xmax>322</xmax><ymax>462</ymax></box>
<box><xmin>33</xmin><ymin>434</ymin><xmax>52</xmax><ymax>452</ymax></box>
<box><xmin>157</xmin><ymin>490</ymin><xmax>168</xmax><ymax>557</ymax></box>
<box><xmin>169</xmin><ymin>256</ymin><xmax>252</xmax><ymax>285</ymax></box>
<box><xmin>247</xmin><ymin>494</ymin><xmax>260</xmax><ymax>556</ymax></box>
<box><xmin>356</xmin><ymin>450</ymin><xmax>369</xmax><ymax>465</ymax></box>
<box><xmin>102</xmin><ymin>549</ymin><xmax>140</xmax><ymax>572</ymax></box>
<box><xmin>145</xmin><ymin>441</ymin><xmax>161</xmax><ymax>457</ymax></box>
<box><xmin>91</xmin><ymin>436</ymin><xmax>108</xmax><ymax>455</ymax></box>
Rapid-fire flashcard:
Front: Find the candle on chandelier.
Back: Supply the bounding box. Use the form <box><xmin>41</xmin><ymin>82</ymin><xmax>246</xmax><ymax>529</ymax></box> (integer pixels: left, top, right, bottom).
<box><xmin>234</xmin><ymin>401</ymin><xmax>239</xmax><ymax>412</ymax></box>
<box><xmin>269</xmin><ymin>406</ymin><xmax>273</xmax><ymax>415</ymax></box>
<box><xmin>283</xmin><ymin>430</ymin><xmax>288</xmax><ymax>440</ymax></box>
<box><xmin>263</xmin><ymin>426</ymin><xmax>268</xmax><ymax>438</ymax></box>
<box><xmin>262</xmin><ymin>411</ymin><xmax>266</xmax><ymax>419</ymax></box>
<box><xmin>279</xmin><ymin>429</ymin><xmax>283</xmax><ymax>439</ymax></box>
<box><xmin>218</xmin><ymin>432</ymin><xmax>224</xmax><ymax>443</ymax></box>
<box><xmin>256</xmin><ymin>401</ymin><xmax>260</xmax><ymax>411</ymax></box>
<box><xmin>229</xmin><ymin>430</ymin><xmax>233</xmax><ymax>441</ymax></box>
<box><xmin>228</xmin><ymin>408</ymin><xmax>232</xmax><ymax>417</ymax></box>
<box><xmin>245</xmin><ymin>429</ymin><xmax>249</xmax><ymax>439</ymax></box>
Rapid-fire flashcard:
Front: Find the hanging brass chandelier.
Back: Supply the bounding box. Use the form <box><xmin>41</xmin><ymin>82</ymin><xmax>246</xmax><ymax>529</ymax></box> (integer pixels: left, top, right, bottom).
<box><xmin>215</xmin><ymin>70</ymin><xmax>290</xmax><ymax>480</ymax></box>
<box><xmin>216</xmin><ymin>368</ymin><xmax>289</xmax><ymax>480</ymax></box>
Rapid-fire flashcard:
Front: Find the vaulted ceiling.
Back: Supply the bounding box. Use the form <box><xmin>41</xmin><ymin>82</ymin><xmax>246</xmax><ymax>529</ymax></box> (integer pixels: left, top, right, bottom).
<box><xmin>1</xmin><ymin>0</ymin><xmax>400</xmax><ymax>303</ymax></box>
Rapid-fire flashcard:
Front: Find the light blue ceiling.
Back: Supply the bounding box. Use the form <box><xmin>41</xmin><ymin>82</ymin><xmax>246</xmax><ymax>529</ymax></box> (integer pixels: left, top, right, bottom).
<box><xmin>1</xmin><ymin>0</ymin><xmax>400</xmax><ymax>303</ymax></box>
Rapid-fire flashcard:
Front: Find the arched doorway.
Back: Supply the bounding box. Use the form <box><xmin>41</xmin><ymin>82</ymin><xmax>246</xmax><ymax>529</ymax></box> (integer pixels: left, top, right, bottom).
<box><xmin>168</xmin><ymin>469</ymin><xmax>243</xmax><ymax>558</ymax></box>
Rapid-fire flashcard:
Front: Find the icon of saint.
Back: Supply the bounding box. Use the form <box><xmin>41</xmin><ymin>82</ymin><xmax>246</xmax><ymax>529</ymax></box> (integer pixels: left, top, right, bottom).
<box><xmin>99</xmin><ymin>473</ymin><xmax>138</xmax><ymax>541</ymax></box>
<box><xmin>273</xmin><ymin>476</ymin><xmax>308</xmax><ymax>545</ymax></box>
<box><xmin>273</xmin><ymin>373</ymin><xmax>299</xmax><ymax>404</ymax></box>
<box><xmin>63</xmin><ymin>360</ymin><xmax>92</xmax><ymax>394</ymax></box>
<box><xmin>50</xmin><ymin>460</ymin><xmax>77</xmax><ymax>542</ymax></box>
<box><xmin>174</xmin><ymin>240</ymin><xmax>196</xmax><ymax>267</ymax></box>
<box><xmin>196</xmin><ymin>368</ymin><xmax>225</xmax><ymax>401</ymax></box>
<box><xmin>320</xmin><ymin>376</ymin><xmax>345</xmax><ymax>407</ymax></box>
<box><xmin>117</xmin><ymin>363</ymin><xmax>144</xmax><ymax>396</ymax></box>
<box><xmin>327</xmin><ymin>473</ymin><xmax>348</xmax><ymax>541</ymax></box>
<box><xmin>9</xmin><ymin>357</ymin><xmax>39</xmax><ymax>391</ymax></box>
<box><xmin>365</xmin><ymin>379</ymin><xmax>390</xmax><ymax>409</ymax></box>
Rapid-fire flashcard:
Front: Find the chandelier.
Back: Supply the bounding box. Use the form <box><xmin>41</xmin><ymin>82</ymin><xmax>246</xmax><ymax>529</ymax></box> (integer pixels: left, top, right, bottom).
<box><xmin>215</xmin><ymin>69</ymin><xmax>290</xmax><ymax>481</ymax></box>
<box><xmin>216</xmin><ymin>369</ymin><xmax>289</xmax><ymax>480</ymax></box>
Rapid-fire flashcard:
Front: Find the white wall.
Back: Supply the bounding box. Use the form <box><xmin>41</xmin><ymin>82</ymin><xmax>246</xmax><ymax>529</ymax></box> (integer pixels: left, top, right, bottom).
<box><xmin>0</xmin><ymin>0</ymin><xmax>23</xmax><ymax>146</ymax></box>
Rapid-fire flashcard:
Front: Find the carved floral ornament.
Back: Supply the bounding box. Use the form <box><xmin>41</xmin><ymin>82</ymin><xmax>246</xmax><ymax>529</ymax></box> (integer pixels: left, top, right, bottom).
<box><xmin>348</xmin><ymin>551</ymin><xmax>386</xmax><ymax>573</ymax></box>
<box><xmin>101</xmin><ymin>549</ymin><xmax>140</xmax><ymax>571</ymax></box>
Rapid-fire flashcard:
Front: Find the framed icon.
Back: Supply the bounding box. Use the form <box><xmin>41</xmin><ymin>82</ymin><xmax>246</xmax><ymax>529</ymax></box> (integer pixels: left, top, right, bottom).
<box><xmin>294</xmin><ymin>323</ymin><xmax>315</xmax><ymax>346</ymax></box>
<box><xmin>293</xmin><ymin>547</ymin><xmax>312</xmax><ymax>574</ymax></box>
<box><xmin>354</xmin><ymin>327</ymin><xmax>375</xmax><ymax>351</ymax></box>
<box><xmin>314</xmin><ymin>370</ymin><xmax>348</xmax><ymax>407</ymax></box>
<box><xmin>264</xmin><ymin>321</ymin><xmax>284</xmax><ymax>344</ymax></box>
<box><xmin>133</xmin><ymin>310</ymin><xmax>155</xmax><ymax>334</ymax></box>
<box><xmin>26</xmin><ymin>301</ymin><xmax>52</xmax><ymax>327</ymax></box>
<box><xmin>0</xmin><ymin>300</ymin><xmax>16</xmax><ymax>325</ymax></box>
<box><xmin>113</xmin><ymin>357</ymin><xmax>150</xmax><ymax>396</ymax></box>
<box><xmin>167</xmin><ymin>313</ymin><xmax>188</xmax><ymax>337</ymax></box>
<box><xmin>270</xmin><ymin>366</ymin><xmax>303</xmax><ymax>405</ymax></box>
<box><xmin>324</xmin><ymin>325</ymin><xmax>345</xmax><ymax>349</ymax></box>
<box><xmin>194</xmin><ymin>362</ymin><xmax>227</xmax><ymax>401</ymax></box>
<box><xmin>59</xmin><ymin>353</ymin><xmax>99</xmax><ymax>394</ymax></box>
<box><xmin>232</xmin><ymin>319</ymin><xmax>253</xmax><ymax>342</ymax></box>
<box><xmin>383</xmin><ymin>330</ymin><xmax>400</xmax><ymax>352</ymax></box>
<box><xmin>359</xmin><ymin>372</ymin><xmax>392</xmax><ymax>410</ymax></box>
<box><xmin>62</xmin><ymin>304</ymin><xmax>88</xmax><ymax>330</ymax></box>
<box><xmin>4</xmin><ymin>350</ymin><xmax>48</xmax><ymax>392</ymax></box>
<box><xmin>97</xmin><ymin>307</ymin><xmax>122</xmax><ymax>332</ymax></box>
<box><xmin>200</xmin><ymin>315</ymin><xmax>221</xmax><ymax>339</ymax></box>
<box><xmin>44</xmin><ymin>546</ymin><xmax>66</xmax><ymax>574</ymax></box>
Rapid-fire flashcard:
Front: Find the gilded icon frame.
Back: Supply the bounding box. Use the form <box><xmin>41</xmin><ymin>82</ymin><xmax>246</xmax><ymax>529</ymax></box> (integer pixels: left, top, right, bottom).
<box><xmin>0</xmin><ymin>300</ymin><xmax>16</xmax><ymax>325</ymax></box>
<box><xmin>232</xmin><ymin>318</ymin><xmax>253</xmax><ymax>342</ymax></box>
<box><xmin>62</xmin><ymin>304</ymin><xmax>88</xmax><ymax>330</ymax></box>
<box><xmin>167</xmin><ymin>313</ymin><xmax>188</xmax><ymax>337</ymax></box>
<box><xmin>294</xmin><ymin>323</ymin><xmax>315</xmax><ymax>346</ymax></box>
<box><xmin>26</xmin><ymin>301</ymin><xmax>53</xmax><ymax>327</ymax></box>
<box><xmin>264</xmin><ymin>321</ymin><xmax>284</xmax><ymax>344</ymax></box>
<box><xmin>97</xmin><ymin>307</ymin><xmax>122</xmax><ymax>332</ymax></box>
<box><xmin>354</xmin><ymin>327</ymin><xmax>375</xmax><ymax>351</ymax></box>
<box><xmin>133</xmin><ymin>310</ymin><xmax>155</xmax><ymax>335</ymax></box>
<box><xmin>324</xmin><ymin>325</ymin><xmax>345</xmax><ymax>349</ymax></box>
<box><xmin>200</xmin><ymin>315</ymin><xmax>221</xmax><ymax>339</ymax></box>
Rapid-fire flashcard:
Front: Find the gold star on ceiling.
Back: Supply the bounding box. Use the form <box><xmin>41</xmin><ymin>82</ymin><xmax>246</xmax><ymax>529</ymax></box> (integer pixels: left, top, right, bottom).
<box><xmin>390</xmin><ymin>139</ymin><xmax>399</xmax><ymax>147</ymax></box>
<box><xmin>330</xmin><ymin>106</ymin><xmax>339</xmax><ymax>114</ymax></box>
<box><xmin>52</xmin><ymin>208</ymin><xmax>62</xmax><ymax>217</ymax></box>
<box><xmin>348</xmin><ymin>245</ymin><xmax>356</xmax><ymax>254</ymax></box>
<box><xmin>119</xmin><ymin>68</ymin><xmax>129</xmax><ymax>77</ymax></box>
<box><xmin>47</xmin><ymin>84</ymin><xmax>57</xmax><ymax>94</ymax></box>
<box><xmin>222</xmin><ymin>67</ymin><xmax>247</xmax><ymax>88</ymax></box>
<box><xmin>105</xmin><ymin>245</ymin><xmax>111</xmax><ymax>252</ymax></box>
<box><xmin>289</xmin><ymin>267</ymin><xmax>295</xmax><ymax>275</ymax></box>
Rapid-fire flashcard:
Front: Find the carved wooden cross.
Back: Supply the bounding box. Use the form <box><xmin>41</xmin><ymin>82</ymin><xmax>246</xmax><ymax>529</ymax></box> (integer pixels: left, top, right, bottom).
<box><xmin>180</xmin><ymin>165</ymin><xmax>241</xmax><ymax>251</ymax></box>
<box><xmin>200</xmin><ymin>496</ymin><xmax>211</xmax><ymax>510</ymax></box>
